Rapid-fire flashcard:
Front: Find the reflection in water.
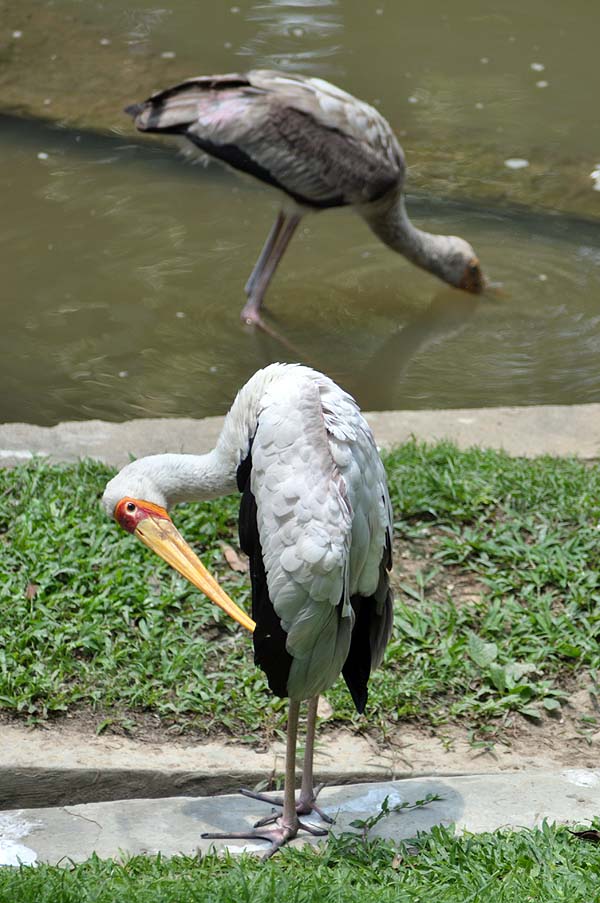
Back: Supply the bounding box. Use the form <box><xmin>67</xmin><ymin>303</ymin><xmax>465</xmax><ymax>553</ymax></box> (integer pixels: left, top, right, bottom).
<box><xmin>2</xmin><ymin>114</ymin><xmax>600</xmax><ymax>425</ymax></box>
<box><xmin>360</xmin><ymin>290</ymin><xmax>481</xmax><ymax>410</ymax></box>
<box><xmin>241</xmin><ymin>0</ymin><xmax>343</xmax><ymax>72</ymax></box>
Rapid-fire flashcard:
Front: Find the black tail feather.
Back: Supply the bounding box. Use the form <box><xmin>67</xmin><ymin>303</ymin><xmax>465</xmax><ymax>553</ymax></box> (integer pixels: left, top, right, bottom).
<box><xmin>342</xmin><ymin>540</ymin><xmax>394</xmax><ymax>715</ymax></box>
<box><xmin>124</xmin><ymin>102</ymin><xmax>145</xmax><ymax>119</ymax></box>
<box><xmin>341</xmin><ymin>596</ymin><xmax>372</xmax><ymax>714</ymax></box>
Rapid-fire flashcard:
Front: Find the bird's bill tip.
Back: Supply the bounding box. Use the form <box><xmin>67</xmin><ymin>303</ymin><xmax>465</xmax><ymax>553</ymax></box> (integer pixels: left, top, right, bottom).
<box><xmin>485</xmin><ymin>281</ymin><xmax>507</xmax><ymax>298</ymax></box>
<box><xmin>115</xmin><ymin>500</ymin><xmax>255</xmax><ymax>633</ymax></box>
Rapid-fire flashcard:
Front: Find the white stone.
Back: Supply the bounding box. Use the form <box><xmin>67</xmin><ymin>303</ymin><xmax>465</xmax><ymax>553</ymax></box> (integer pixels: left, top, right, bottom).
<box><xmin>0</xmin><ymin>814</ymin><xmax>38</xmax><ymax>868</ymax></box>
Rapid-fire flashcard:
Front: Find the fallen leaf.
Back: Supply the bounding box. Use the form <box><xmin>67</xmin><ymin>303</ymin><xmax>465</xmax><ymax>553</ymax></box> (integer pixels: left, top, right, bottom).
<box><xmin>220</xmin><ymin>542</ymin><xmax>249</xmax><ymax>573</ymax></box>
<box><xmin>25</xmin><ymin>582</ymin><xmax>39</xmax><ymax>600</ymax></box>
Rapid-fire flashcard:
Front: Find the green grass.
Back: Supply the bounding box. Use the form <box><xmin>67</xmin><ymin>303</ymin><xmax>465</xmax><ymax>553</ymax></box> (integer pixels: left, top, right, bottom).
<box><xmin>1</xmin><ymin>442</ymin><xmax>599</xmax><ymax>737</ymax></box>
<box><xmin>1</xmin><ymin>822</ymin><xmax>599</xmax><ymax>902</ymax></box>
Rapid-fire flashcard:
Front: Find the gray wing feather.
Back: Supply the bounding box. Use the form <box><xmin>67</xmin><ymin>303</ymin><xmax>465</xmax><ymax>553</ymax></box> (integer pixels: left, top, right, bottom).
<box><xmin>251</xmin><ymin>367</ymin><xmax>393</xmax><ymax>701</ymax></box>
<box><xmin>129</xmin><ymin>70</ymin><xmax>404</xmax><ymax>207</ymax></box>
<box><xmin>251</xmin><ymin>373</ymin><xmax>352</xmax><ymax>700</ymax></box>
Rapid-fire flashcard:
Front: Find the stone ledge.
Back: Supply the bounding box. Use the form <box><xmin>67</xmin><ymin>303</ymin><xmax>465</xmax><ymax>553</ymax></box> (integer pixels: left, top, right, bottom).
<box><xmin>1</xmin><ymin>403</ymin><xmax>599</xmax><ymax>469</ymax></box>
<box><xmin>2</xmin><ymin>717</ymin><xmax>594</xmax><ymax>813</ymax></box>
<box><xmin>1</xmin><ymin>770</ymin><xmax>599</xmax><ymax>865</ymax></box>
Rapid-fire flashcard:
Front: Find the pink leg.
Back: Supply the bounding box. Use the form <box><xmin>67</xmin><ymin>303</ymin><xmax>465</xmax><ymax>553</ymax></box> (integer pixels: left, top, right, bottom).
<box><xmin>242</xmin><ymin>696</ymin><xmax>333</xmax><ymax>826</ymax></box>
<box><xmin>241</xmin><ymin>213</ymin><xmax>301</xmax><ymax>327</ymax></box>
<box><xmin>298</xmin><ymin>696</ymin><xmax>333</xmax><ymax>823</ymax></box>
<box><xmin>244</xmin><ymin>211</ymin><xmax>285</xmax><ymax>297</ymax></box>
<box><xmin>201</xmin><ymin>700</ymin><xmax>326</xmax><ymax>860</ymax></box>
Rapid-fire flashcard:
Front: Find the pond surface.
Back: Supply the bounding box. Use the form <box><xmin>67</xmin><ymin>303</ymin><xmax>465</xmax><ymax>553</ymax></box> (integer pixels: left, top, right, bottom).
<box><xmin>86</xmin><ymin>0</ymin><xmax>600</xmax><ymax>160</ymax></box>
<box><xmin>1</xmin><ymin>0</ymin><xmax>599</xmax><ymax>424</ymax></box>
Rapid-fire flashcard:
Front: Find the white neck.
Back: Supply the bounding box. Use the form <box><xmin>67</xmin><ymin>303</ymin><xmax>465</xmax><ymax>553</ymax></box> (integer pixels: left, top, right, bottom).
<box><xmin>133</xmin><ymin>449</ymin><xmax>238</xmax><ymax>508</ymax></box>
<box><xmin>361</xmin><ymin>192</ymin><xmax>460</xmax><ymax>284</ymax></box>
<box><xmin>109</xmin><ymin>365</ymin><xmax>291</xmax><ymax>511</ymax></box>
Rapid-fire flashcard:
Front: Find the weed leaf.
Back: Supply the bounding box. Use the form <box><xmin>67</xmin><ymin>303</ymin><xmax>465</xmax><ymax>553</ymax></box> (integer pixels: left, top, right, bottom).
<box><xmin>467</xmin><ymin>631</ymin><xmax>498</xmax><ymax>668</ymax></box>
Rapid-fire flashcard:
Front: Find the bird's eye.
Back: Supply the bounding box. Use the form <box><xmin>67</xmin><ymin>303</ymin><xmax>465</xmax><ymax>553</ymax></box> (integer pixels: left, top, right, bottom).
<box><xmin>470</xmin><ymin>263</ymin><xmax>479</xmax><ymax>274</ymax></box>
<box><xmin>126</xmin><ymin>502</ymin><xmax>136</xmax><ymax>513</ymax></box>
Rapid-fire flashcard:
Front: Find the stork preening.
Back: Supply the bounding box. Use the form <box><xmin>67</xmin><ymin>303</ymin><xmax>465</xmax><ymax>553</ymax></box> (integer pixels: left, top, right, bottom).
<box><xmin>126</xmin><ymin>70</ymin><xmax>485</xmax><ymax>328</ymax></box>
<box><xmin>103</xmin><ymin>364</ymin><xmax>394</xmax><ymax>856</ymax></box>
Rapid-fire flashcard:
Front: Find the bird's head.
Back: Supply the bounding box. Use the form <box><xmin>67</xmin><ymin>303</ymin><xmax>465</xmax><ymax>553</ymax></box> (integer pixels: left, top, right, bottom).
<box><xmin>443</xmin><ymin>237</ymin><xmax>486</xmax><ymax>294</ymax></box>
<box><xmin>102</xmin><ymin>467</ymin><xmax>255</xmax><ymax>633</ymax></box>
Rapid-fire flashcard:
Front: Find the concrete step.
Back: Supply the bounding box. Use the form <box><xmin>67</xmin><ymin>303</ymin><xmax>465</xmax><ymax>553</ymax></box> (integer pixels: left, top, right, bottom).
<box><xmin>1</xmin><ymin>770</ymin><xmax>599</xmax><ymax>866</ymax></box>
<box><xmin>2</xmin><ymin>403</ymin><xmax>600</xmax><ymax>470</ymax></box>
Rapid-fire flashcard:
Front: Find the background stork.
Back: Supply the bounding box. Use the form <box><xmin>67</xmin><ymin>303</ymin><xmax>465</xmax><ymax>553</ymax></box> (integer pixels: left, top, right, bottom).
<box><xmin>126</xmin><ymin>70</ymin><xmax>485</xmax><ymax>328</ymax></box>
<box><xmin>102</xmin><ymin>363</ymin><xmax>394</xmax><ymax>856</ymax></box>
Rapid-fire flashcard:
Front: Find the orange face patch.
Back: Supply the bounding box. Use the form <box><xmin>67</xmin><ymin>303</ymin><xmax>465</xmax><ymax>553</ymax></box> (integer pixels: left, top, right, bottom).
<box><xmin>114</xmin><ymin>497</ymin><xmax>170</xmax><ymax>534</ymax></box>
<box><xmin>458</xmin><ymin>257</ymin><xmax>484</xmax><ymax>294</ymax></box>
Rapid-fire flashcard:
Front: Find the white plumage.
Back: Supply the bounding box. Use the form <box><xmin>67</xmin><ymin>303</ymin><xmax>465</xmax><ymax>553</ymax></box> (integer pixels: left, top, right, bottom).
<box><xmin>103</xmin><ymin>363</ymin><xmax>393</xmax><ymax>855</ymax></box>
<box><xmin>248</xmin><ymin>367</ymin><xmax>391</xmax><ymax>701</ymax></box>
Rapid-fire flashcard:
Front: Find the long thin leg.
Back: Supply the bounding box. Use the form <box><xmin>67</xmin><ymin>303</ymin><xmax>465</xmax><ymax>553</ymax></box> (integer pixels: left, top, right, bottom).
<box><xmin>201</xmin><ymin>700</ymin><xmax>325</xmax><ymax>859</ymax></box>
<box><xmin>244</xmin><ymin>211</ymin><xmax>285</xmax><ymax>297</ymax></box>
<box><xmin>279</xmin><ymin>699</ymin><xmax>301</xmax><ymax>835</ymax></box>
<box><xmin>298</xmin><ymin>696</ymin><xmax>333</xmax><ymax>823</ymax></box>
<box><xmin>241</xmin><ymin>213</ymin><xmax>301</xmax><ymax>326</ymax></box>
<box><xmin>299</xmin><ymin>695</ymin><xmax>318</xmax><ymax>807</ymax></box>
<box><xmin>242</xmin><ymin>696</ymin><xmax>332</xmax><ymax>826</ymax></box>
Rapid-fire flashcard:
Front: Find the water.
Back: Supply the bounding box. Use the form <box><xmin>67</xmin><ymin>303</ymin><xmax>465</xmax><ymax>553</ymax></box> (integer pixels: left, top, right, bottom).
<box><xmin>20</xmin><ymin>0</ymin><xmax>598</xmax><ymax>160</ymax></box>
<box><xmin>1</xmin><ymin>0</ymin><xmax>599</xmax><ymax>424</ymax></box>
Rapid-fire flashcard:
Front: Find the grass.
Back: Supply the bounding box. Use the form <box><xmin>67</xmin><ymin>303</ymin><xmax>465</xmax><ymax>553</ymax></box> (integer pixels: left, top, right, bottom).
<box><xmin>1</xmin><ymin>442</ymin><xmax>599</xmax><ymax>738</ymax></box>
<box><xmin>1</xmin><ymin>821</ymin><xmax>599</xmax><ymax>902</ymax></box>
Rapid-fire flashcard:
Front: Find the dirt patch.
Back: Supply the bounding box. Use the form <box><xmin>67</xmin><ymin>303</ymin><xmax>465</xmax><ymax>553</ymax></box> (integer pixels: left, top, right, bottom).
<box><xmin>393</xmin><ymin>686</ymin><xmax>600</xmax><ymax>772</ymax></box>
<box><xmin>392</xmin><ymin>533</ymin><xmax>486</xmax><ymax>608</ymax></box>
<box><xmin>2</xmin><ymin>677</ymin><xmax>597</xmax><ymax>770</ymax></box>
<box><xmin>1</xmin><ymin>650</ymin><xmax>597</xmax><ymax>810</ymax></box>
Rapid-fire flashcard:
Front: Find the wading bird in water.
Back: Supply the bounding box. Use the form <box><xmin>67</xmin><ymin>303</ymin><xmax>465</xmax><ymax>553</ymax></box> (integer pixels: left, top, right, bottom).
<box><xmin>126</xmin><ymin>70</ymin><xmax>485</xmax><ymax>328</ymax></box>
<box><xmin>103</xmin><ymin>363</ymin><xmax>393</xmax><ymax>857</ymax></box>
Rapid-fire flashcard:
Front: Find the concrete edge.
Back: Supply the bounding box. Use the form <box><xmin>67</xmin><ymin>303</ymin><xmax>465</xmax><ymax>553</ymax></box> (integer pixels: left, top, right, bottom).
<box><xmin>1</xmin><ymin>403</ymin><xmax>600</xmax><ymax>468</ymax></box>
<box><xmin>2</xmin><ymin>770</ymin><xmax>599</xmax><ymax>865</ymax></box>
<box><xmin>0</xmin><ymin>765</ymin><xmax>479</xmax><ymax>811</ymax></box>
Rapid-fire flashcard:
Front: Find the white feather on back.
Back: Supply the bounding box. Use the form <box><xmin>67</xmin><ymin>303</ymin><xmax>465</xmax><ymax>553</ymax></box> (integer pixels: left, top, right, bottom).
<box><xmin>101</xmin><ymin>362</ymin><xmax>391</xmax><ymax>702</ymax></box>
<box><xmin>250</xmin><ymin>366</ymin><xmax>391</xmax><ymax>700</ymax></box>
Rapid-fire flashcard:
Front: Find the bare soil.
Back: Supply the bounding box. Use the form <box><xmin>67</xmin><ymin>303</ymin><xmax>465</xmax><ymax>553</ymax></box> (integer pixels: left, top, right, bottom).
<box><xmin>1</xmin><ymin>677</ymin><xmax>598</xmax><ymax>778</ymax></box>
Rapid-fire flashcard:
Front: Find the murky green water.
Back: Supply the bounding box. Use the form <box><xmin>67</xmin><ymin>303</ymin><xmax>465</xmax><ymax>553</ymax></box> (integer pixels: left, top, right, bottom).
<box><xmin>1</xmin><ymin>1</ymin><xmax>599</xmax><ymax>424</ymax></box>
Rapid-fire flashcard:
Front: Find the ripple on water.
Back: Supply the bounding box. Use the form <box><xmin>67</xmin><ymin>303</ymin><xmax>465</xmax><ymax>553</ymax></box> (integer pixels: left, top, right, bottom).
<box><xmin>2</xmin><ymin>114</ymin><xmax>600</xmax><ymax>423</ymax></box>
<box><xmin>240</xmin><ymin>0</ymin><xmax>343</xmax><ymax>72</ymax></box>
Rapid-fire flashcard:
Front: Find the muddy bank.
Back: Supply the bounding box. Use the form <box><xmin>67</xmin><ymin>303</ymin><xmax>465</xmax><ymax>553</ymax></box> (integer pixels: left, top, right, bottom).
<box><xmin>1</xmin><ymin>1</ymin><xmax>598</xmax><ymax>219</ymax></box>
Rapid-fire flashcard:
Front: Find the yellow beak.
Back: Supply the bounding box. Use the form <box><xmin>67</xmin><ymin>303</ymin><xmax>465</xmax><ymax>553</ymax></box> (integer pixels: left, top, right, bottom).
<box><xmin>134</xmin><ymin>515</ymin><xmax>255</xmax><ymax>633</ymax></box>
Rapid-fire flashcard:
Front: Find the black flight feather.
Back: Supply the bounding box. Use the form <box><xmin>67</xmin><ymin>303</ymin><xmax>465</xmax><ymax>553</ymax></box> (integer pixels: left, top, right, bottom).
<box><xmin>341</xmin><ymin>595</ymin><xmax>372</xmax><ymax>714</ymax></box>
<box><xmin>237</xmin><ymin>446</ymin><xmax>293</xmax><ymax>698</ymax></box>
<box><xmin>342</xmin><ymin>531</ymin><xmax>393</xmax><ymax>715</ymax></box>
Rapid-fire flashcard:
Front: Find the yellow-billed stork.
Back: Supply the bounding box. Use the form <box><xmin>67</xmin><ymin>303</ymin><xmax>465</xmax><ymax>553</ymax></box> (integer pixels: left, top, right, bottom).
<box><xmin>126</xmin><ymin>71</ymin><xmax>485</xmax><ymax>328</ymax></box>
<box><xmin>102</xmin><ymin>363</ymin><xmax>393</xmax><ymax>856</ymax></box>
